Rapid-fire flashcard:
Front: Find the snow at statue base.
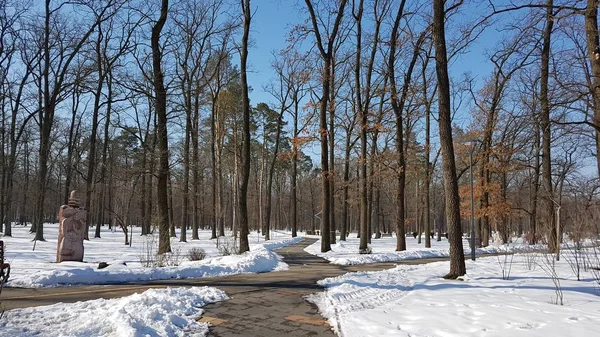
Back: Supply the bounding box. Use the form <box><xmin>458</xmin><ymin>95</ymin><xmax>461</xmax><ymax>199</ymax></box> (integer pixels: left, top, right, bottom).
<box><xmin>1</xmin><ymin>287</ymin><xmax>228</xmax><ymax>337</ymax></box>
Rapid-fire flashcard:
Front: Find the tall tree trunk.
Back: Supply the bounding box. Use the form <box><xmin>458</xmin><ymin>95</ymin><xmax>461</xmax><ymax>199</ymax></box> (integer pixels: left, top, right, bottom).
<box><xmin>264</xmin><ymin>108</ymin><xmax>285</xmax><ymax>241</ymax></box>
<box><xmin>433</xmin><ymin>0</ymin><xmax>466</xmax><ymax>279</ymax></box>
<box><xmin>585</xmin><ymin>0</ymin><xmax>600</xmax><ymax>177</ymax></box>
<box><xmin>238</xmin><ymin>0</ymin><xmax>251</xmax><ymax>253</ymax></box>
<box><xmin>388</xmin><ymin>0</ymin><xmax>412</xmax><ymax>251</ymax></box>
<box><xmin>34</xmin><ymin>0</ymin><xmax>54</xmax><ymax>242</ymax></box>
<box><xmin>211</xmin><ymin>95</ymin><xmax>218</xmax><ymax>240</ymax></box>
<box><xmin>329</xmin><ymin>55</ymin><xmax>337</xmax><ymax>245</ymax></box>
<box><xmin>86</xmin><ymin>25</ymin><xmax>106</xmax><ymax>240</ymax></box>
<box><xmin>304</xmin><ymin>0</ymin><xmax>348</xmax><ymax>252</ymax></box>
<box><xmin>541</xmin><ymin>0</ymin><xmax>556</xmax><ymax>252</ymax></box>
<box><xmin>181</xmin><ymin>93</ymin><xmax>191</xmax><ymax>243</ymax></box>
<box><xmin>291</xmin><ymin>98</ymin><xmax>299</xmax><ymax>237</ymax></box>
<box><xmin>152</xmin><ymin>0</ymin><xmax>171</xmax><ymax>254</ymax></box>
<box><xmin>168</xmin><ymin>172</ymin><xmax>176</xmax><ymax>237</ymax></box>
<box><xmin>424</xmin><ymin>68</ymin><xmax>432</xmax><ymax>248</ymax></box>
<box><xmin>95</xmin><ymin>74</ymin><xmax>112</xmax><ymax>239</ymax></box>
<box><xmin>341</xmin><ymin>122</ymin><xmax>353</xmax><ymax>241</ymax></box>
<box><xmin>530</xmin><ymin>120</ymin><xmax>540</xmax><ymax>244</ymax></box>
<box><xmin>191</xmin><ymin>92</ymin><xmax>200</xmax><ymax>239</ymax></box>
<box><xmin>355</xmin><ymin>0</ymin><xmax>369</xmax><ymax>252</ymax></box>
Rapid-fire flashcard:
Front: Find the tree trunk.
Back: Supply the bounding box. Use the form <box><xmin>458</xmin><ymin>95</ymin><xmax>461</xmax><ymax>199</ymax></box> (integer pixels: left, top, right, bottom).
<box><xmin>540</xmin><ymin>0</ymin><xmax>556</xmax><ymax>252</ymax></box>
<box><xmin>433</xmin><ymin>0</ymin><xmax>466</xmax><ymax>279</ymax></box>
<box><xmin>341</xmin><ymin>124</ymin><xmax>353</xmax><ymax>241</ymax></box>
<box><xmin>238</xmin><ymin>0</ymin><xmax>251</xmax><ymax>253</ymax></box>
<box><xmin>86</xmin><ymin>25</ymin><xmax>106</xmax><ymax>241</ymax></box>
<box><xmin>304</xmin><ymin>0</ymin><xmax>347</xmax><ymax>252</ymax></box>
<box><xmin>585</xmin><ymin>0</ymin><xmax>600</xmax><ymax>178</ymax></box>
<box><xmin>355</xmin><ymin>0</ymin><xmax>369</xmax><ymax>252</ymax></box>
<box><xmin>191</xmin><ymin>91</ymin><xmax>200</xmax><ymax>239</ymax></box>
<box><xmin>264</xmin><ymin>107</ymin><xmax>285</xmax><ymax>241</ymax></box>
<box><xmin>291</xmin><ymin>98</ymin><xmax>299</xmax><ymax>237</ymax></box>
<box><xmin>151</xmin><ymin>0</ymin><xmax>171</xmax><ymax>254</ymax></box>
<box><xmin>388</xmin><ymin>0</ymin><xmax>410</xmax><ymax>251</ymax></box>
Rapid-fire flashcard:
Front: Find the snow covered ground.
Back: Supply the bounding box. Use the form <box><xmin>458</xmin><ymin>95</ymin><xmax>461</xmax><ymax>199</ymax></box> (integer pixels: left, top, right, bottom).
<box><xmin>2</xmin><ymin>287</ymin><xmax>228</xmax><ymax>337</ymax></box>
<box><xmin>1</xmin><ymin>224</ymin><xmax>301</xmax><ymax>287</ymax></box>
<box><xmin>0</xmin><ymin>225</ymin><xmax>302</xmax><ymax>336</ymax></box>
<box><xmin>305</xmin><ymin>234</ymin><xmax>543</xmax><ymax>265</ymax></box>
<box><xmin>2</xmin><ymin>226</ymin><xmax>600</xmax><ymax>337</ymax></box>
<box><xmin>307</xmin><ymin>238</ymin><xmax>600</xmax><ymax>337</ymax></box>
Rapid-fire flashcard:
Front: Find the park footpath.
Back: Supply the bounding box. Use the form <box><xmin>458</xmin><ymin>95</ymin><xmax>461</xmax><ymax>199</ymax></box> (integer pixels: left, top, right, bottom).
<box><xmin>3</xmin><ymin>238</ymin><xmax>452</xmax><ymax>336</ymax></box>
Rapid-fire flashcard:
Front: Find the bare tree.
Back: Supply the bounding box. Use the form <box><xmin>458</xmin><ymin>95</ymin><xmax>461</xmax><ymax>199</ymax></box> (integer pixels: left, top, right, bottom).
<box><xmin>304</xmin><ymin>0</ymin><xmax>349</xmax><ymax>252</ymax></box>
<box><xmin>238</xmin><ymin>0</ymin><xmax>251</xmax><ymax>253</ymax></box>
<box><xmin>151</xmin><ymin>0</ymin><xmax>170</xmax><ymax>254</ymax></box>
<box><xmin>433</xmin><ymin>0</ymin><xmax>466</xmax><ymax>279</ymax></box>
<box><xmin>34</xmin><ymin>0</ymin><xmax>118</xmax><ymax>241</ymax></box>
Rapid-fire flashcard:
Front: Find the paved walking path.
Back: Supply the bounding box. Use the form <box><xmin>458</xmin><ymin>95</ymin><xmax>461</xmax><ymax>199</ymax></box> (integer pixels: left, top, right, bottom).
<box><xmin>2</xmin><ymin>238</ymin><xmax>448</xmax><ymax>336</ymax></box>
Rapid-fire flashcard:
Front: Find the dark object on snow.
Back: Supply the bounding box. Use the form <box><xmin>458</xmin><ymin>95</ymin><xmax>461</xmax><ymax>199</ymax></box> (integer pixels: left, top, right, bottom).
<box><xmin>412</xmin><ymin>232</ymin><xmax>418</xmax><ymax>238</ymax></box>
<box><xmin>98</xmin><ymin>262</ymin><xmax>109</xmax><ymax>269</ymax></box>
<box><xmin>0</xmin><ymin>240</ymin><xmax>10</xmax><ymax>283</ymax></box>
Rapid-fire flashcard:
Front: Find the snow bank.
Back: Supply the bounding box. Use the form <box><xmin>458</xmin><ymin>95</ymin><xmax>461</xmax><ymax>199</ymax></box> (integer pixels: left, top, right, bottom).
<box><xmin>305</xmin><ymin>235</ymin><xmax>545</xmax><ymax>265</ymax></box>
<box><xmin>1</xmin><ymin>286</ymin><xmax>228</xmax><ymax>337</ymax></box>
<box><xmin>3</xmin><ymin>225</ymin><xmax>302</xmax><ymax>288</ymax></box>
<box><xmin>308</xmin><ymin>254</ymin><xmax>600</xmax><ymax>337</ymax></box>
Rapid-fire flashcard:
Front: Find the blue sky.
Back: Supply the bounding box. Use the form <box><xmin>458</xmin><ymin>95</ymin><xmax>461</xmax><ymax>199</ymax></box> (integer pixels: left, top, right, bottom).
<box><xmin>246</xmin><ymin>1</ymin><xmax>304</xmax><ymax>106</ymax></box>
<box><xmin>245</xmin><ymin>0</ymin><xmax>495</xmax><ymax>116</ymax></box>
<box><xmin>243</xmin><ymin>0</ymin><xmax>495</xmax><ymax>162</ymax></box>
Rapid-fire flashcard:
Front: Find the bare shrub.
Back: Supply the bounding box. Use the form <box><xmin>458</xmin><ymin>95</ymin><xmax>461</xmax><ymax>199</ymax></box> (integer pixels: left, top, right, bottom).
<box><xmin>216</xmin><ymin>236</ymin><xmax>239</xmax><ymax>256</ymax></box>
<box><xmin>138</xmin><ymin>234</ymin><xmax>158</xmax><ymax>267</ymax></box>
<box><xmin>563</xmin><ymin>241</ymin><xmax>584</xmax><ymax>281</ymax></box>
<box><xmin>495</xmin><ymin>244</ymin><xmax>515</xmax><ymax>280</ymax></box>
<box><xmin>187</xmin><ymin>247</ymin><xmax>207</xmax><ymax>261</ymax></box>
<box><xmin>539</xmin><ymin>251</ymin><xmax>563</xmax><ymax>305</ymax></box>
<box><xmin>138</xmin><ymin>235</ymin><xmax>182</xmax><ymax>267</ymax></box>
<box><xmin>157</xmin><ymin>246</ymin><xmax>182</xmax><ymax>267</ymax></box>
<box><xmin>523</xmin><ymin>251</ymin><xmax>539</xmax><ymax>271</ymax></box>
<box><xmin>586</xmin><ymin>244</ymin><xmax>600</xmax><ymax>295</ymax></box>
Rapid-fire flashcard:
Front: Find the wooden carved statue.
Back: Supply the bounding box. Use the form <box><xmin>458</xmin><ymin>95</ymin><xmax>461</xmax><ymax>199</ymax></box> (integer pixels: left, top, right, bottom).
<box><xmin>56</xmin><ymin>190</ymin><xmax>86</xmax><ymax>263</ymax></box>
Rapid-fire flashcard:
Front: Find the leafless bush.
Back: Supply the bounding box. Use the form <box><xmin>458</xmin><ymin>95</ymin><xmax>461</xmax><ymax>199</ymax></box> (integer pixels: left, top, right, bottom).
<box><xmin>523</xmin><ymin>251</ymin><xmax>539</xmax><ymax>271</ymax></box>
<box><xmin>495</xmin><ymin>244</ymin><xmax>515</xmax><ymax>280</ymax></box>
<box><xmin>586</xmin><ymin>244</ymin><xmax>600</xmax><ymax>295</ymax></box>
<box><xmin>187</xmin><ymin>247</ymin><xmax>207</xmax><ymax>261</ymax></box>
<box><xmin>138</xmin><ymin>235</ymin><xmax>182</xmax><ymax>267</ymax></box>
<box><xmin>216</xmin><ymin>236</ymin><xmax>239</xmax><ymax>256</ymax></box>
<box><xmin>157</xmin><ymin>246</ymin><xmax>182</xmax><ymax>267</ymax></box>
<box><xmin>138</xmin><ymin>234</ymin><xmax>158</xmax><ymax>267</ymax></box>
<box><xmin>539</xmin><ymin>251</ymin><xmax>563</xmax><ymax>305</ymax></box>
<box><xmin>563</xmin><ymin>241</ymin><xmax>584</xmax><ymax>281</ymax></box>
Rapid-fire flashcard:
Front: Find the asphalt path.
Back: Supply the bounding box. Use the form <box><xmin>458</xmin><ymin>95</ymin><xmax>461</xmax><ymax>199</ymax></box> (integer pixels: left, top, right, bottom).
<box><xmin>1</xmin><ymin>238</ymin><xmax>455</xmax><ymax>336</ymax></box>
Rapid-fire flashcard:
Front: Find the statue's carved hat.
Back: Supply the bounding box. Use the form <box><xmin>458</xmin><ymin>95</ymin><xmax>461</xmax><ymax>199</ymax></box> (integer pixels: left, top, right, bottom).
<box><xmin>68</xmin><ymin>190</ymin><xmax>80</xmax><ymax>208</ymax></box>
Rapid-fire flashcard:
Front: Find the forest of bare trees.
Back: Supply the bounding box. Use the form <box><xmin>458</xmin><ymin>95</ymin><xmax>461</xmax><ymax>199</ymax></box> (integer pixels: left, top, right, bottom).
<box><xmin>2</xmin><ymin>0</ymin><xmax>600</xmax><ymax>278</ymax></box>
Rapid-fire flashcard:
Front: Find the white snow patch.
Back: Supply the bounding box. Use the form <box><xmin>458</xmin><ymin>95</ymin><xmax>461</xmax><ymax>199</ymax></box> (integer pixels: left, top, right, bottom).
<box><xmin>308</xmin><ymin>254</ymin><xmax>600</xmax><ymax>337</ymax></box>
<box><xmin>305</xmin><ymin>235</ymin><xmax>545</xmax><ymax>265</ymax></box>
<box><xmin>1</xmin><ymin>286</ymin><xmax>228</xmax><ymax>337</ymax></box>
<box><xmin>1</xmin><ymin>225</ymin><xmax>302</xmax><ymax>287</ymax></box>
